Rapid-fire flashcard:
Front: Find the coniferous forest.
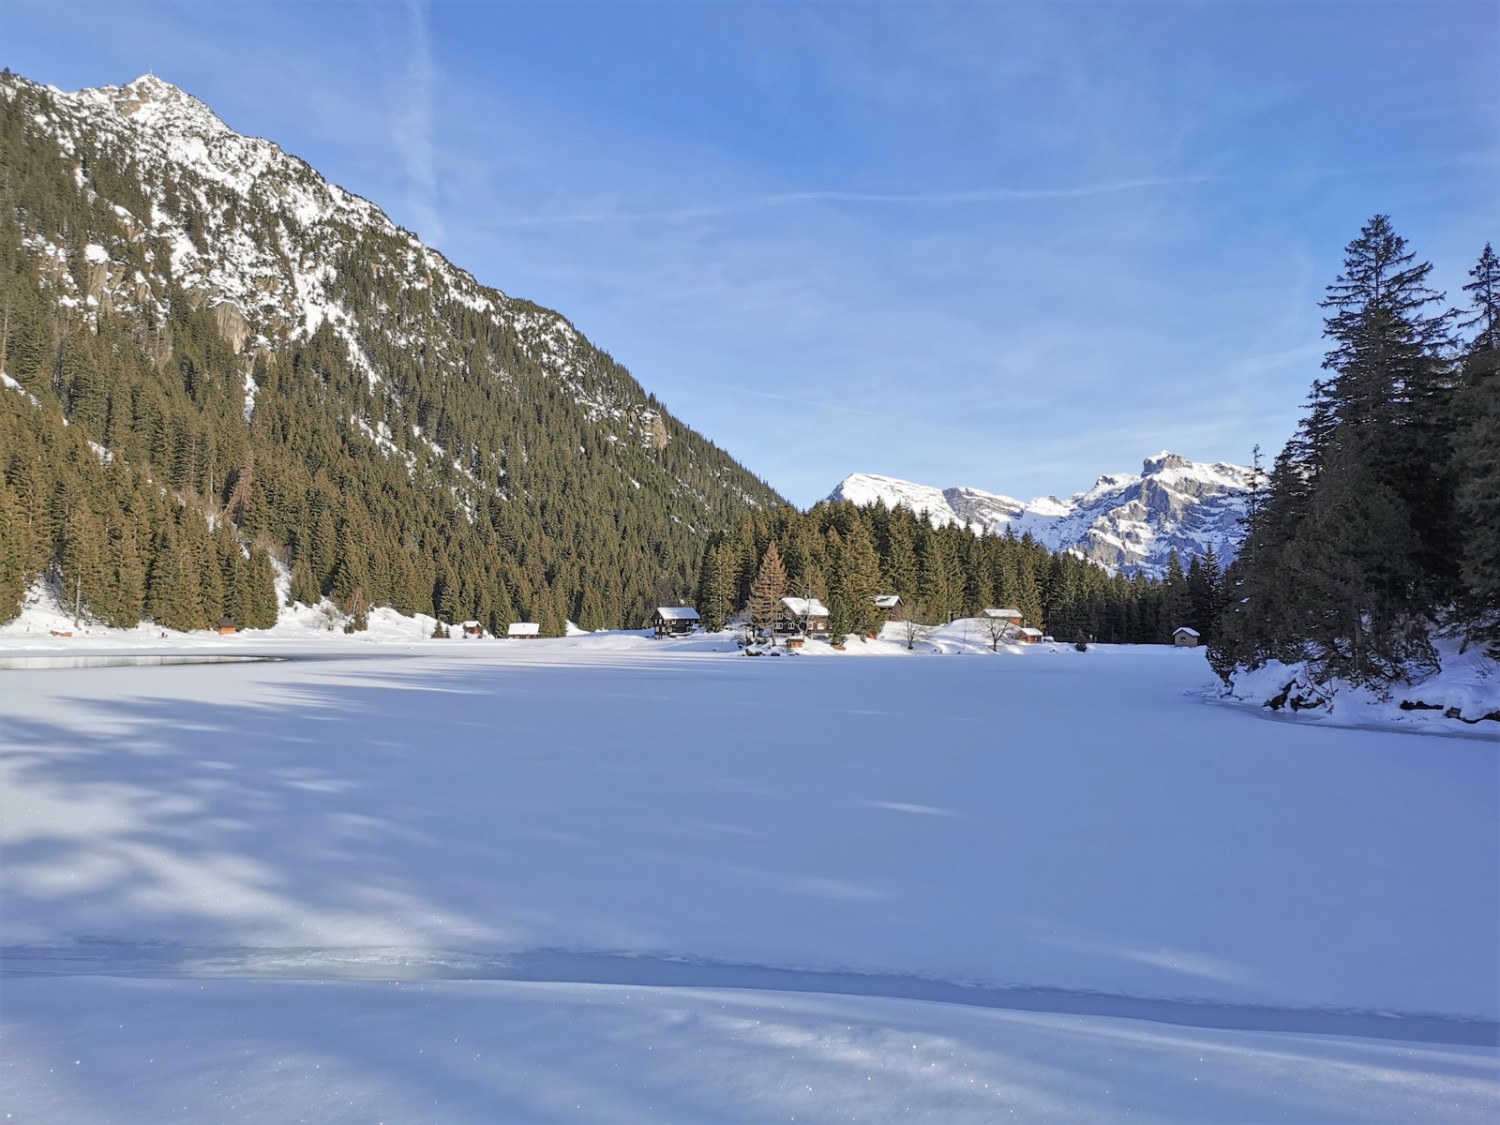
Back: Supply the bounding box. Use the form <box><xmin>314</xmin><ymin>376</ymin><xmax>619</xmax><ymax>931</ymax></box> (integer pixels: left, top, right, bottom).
<box><xmin>1210</xmin><ymin>218</ymin><xmax>1499</xmax><ymax>685</ymax></box>
<box><xmin>696</xmin><ymin>500</ymin><xmax>1221</xmax><ymax>646</ymax></box>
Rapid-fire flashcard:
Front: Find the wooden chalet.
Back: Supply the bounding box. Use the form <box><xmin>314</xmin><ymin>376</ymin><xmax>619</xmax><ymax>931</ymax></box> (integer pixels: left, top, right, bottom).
<box><xmin>461</xmin><ymin>620</ymin><xmax>483</xmax><ymax>638</ymax></box>
<box><xmin>1173</xmin><ymin>626</ymin><xmax>1201</xmax><ymax>648</ymax></box>
<box><xmin>216</xmin><ymin>616</ymin><xmax>238</xmax><ymax>635</ymax></box>
<box><xmin>507</xmin><ymin>622</ymin><xmax>541</xmax><ymax>639</ymax></box>
<box><xmin>872</xmin><ymin>594</ymin><xmax>902</xmax><ymax>617</ymax></box>
<box><xmin>981</xmin><ymin>607</ymin><xmax>1024</xmax><ymax>625</ymax></box>
<box><xmin>1016</xmin><ymin>627</ymin><xmax>1044</xmax><ymax>644</ymax></box>
<box><xmin>777</xmin><ymin>596</ymin><xmax>830</xmax><ymax>636</ymax></box>
<box><xmin>652</xmin><ymin>606</ymin><xmax>700</xmax><ymax>637</ymax></box>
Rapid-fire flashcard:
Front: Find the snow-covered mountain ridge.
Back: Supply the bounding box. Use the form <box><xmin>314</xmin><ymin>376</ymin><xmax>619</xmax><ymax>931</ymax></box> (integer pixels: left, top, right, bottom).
<box><xmin>830</xmin><ymin>452</ymin><xmax>1257</xmax><ymax>576</ymax></box>
<box><xmin>7</xmin><ymin>71</ymin><xmax>768</xmax><ymax>508</ymax></box>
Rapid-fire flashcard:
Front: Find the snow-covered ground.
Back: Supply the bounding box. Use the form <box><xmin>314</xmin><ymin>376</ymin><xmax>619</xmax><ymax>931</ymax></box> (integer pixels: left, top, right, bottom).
<box><xmin>2</xmin><ymin>630</ymin><xmax>1496</xmax><ymax>1121</ymax></box>
<box><xmin>1219</xmin><ymin>637</ymin><xmax>1500</xmax><ymax>729</ymax></box>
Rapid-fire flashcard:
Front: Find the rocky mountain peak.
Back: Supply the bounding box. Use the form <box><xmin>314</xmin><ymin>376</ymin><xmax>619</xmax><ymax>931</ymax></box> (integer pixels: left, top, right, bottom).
<box><xmin>1142</xmin><ymin>451</ymin><xmax>1190</xmax><ymax>475</ymax></box>
<box><xmin>827</xmin><ymin>453</ymin><xmax>1257</xmax><ymax>577</ymax></box>
<box><xmin>100</xmin><ymin>73</ymin><xmax>230</xmax><ymax>138</ymax></box>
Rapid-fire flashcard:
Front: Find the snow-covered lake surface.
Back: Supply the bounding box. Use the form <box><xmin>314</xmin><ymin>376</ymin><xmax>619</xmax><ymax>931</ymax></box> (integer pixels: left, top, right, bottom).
<box><xmin>3</xmin><ymin>633</ymin><xmax>1496</xmax><ymax>1121</ymax></box>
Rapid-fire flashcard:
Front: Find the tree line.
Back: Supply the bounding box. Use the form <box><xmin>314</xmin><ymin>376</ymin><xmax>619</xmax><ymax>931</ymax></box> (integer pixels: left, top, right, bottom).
<box><xmin>695</xmin><ymin>499</ymin><xmax>1223</xmax><ymax>645</ymax></box>
<box><xmin>1210</xmin><ymin>217</ymin><xmax>1498</xmax><ymax>685</ymax></box>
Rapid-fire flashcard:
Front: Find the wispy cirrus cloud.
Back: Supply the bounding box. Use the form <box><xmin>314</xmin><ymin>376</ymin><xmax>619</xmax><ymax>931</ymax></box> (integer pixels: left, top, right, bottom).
<box><xmin>390</xmin><ymin>0</ymin><xmax>442</xmax><ymax>243</ymax></box>
<box><xmin>493</xmin><ymin>176</ymin><xmax>1213</xmax><ymax>227</ymax></box>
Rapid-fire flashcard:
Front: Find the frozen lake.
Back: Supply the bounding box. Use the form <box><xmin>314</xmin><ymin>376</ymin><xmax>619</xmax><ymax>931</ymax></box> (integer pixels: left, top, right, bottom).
<box><xmin>3</xmin><ymin>637</ymin><xmax>1496</xmax><ymax>1120</ymax></box>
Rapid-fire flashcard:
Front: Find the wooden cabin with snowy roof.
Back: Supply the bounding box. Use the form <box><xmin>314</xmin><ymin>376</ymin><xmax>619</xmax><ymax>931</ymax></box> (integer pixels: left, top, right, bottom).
<box><xmin>777</xmin><ymin>596</ymin><xmax>830</xmax><ymax>636</ymax></box>
<box><xmin>652</xmin><ymin>606</ymin><xmax>700</xmax><ymax>637</ymax></box>
<box><xmin>507</xmin><ymin>622</ymin><xmax>541</xmax><ymax>639</ymax></box>
<box><xmin>1173</xmin><ymin>626</ymin><xmax>1201</xmax><ymax>648</ymax></box>
<box><xmin>981</xmin><ymin>607</ymin><xmax>1024</xmax><ymax>625</ymax></box>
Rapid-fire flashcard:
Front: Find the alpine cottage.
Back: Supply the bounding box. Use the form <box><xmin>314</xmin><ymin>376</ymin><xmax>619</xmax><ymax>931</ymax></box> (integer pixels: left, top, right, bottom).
<box><xmin>777</xmin><ymin>596</ymin><xmax>830</xmax><ymax>636</ymax></box>
<box><xmin>652</xmin><ymin>607</ymin><xmax>701</xmax><ymax>637</ymax></box>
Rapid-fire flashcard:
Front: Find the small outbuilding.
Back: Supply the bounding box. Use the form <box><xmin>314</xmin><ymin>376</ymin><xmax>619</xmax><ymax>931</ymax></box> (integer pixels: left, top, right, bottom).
<box><xmin>1016</xmin><ymin>627</ymin><xmax>1044</xmax><ymax>644</ymax></box>
<box><xmin>216</xmin><ymin>616</ymin><xmax>238</xmax><ymax>635</ymax></box>
<box><xmin>507</xmin><ymin>622</ymin><xmax>542</xmax><ymax>639</ymax></box>
<box><xmin>652</xmin><ymin>606</ymin><xmax>701</xmax><ymax>637</ymax></box>
<box><xmin>1173</xmin><ymin>626</ymin><xmax>1201</xmax><ymax>648</ymax></box>
<box><xmin>461</xmin><ymin>620</ymin><xmax>483</xmax><ymax>638</ymax></box>
<box><xmin>872</xmin><ymin>594</ymin><xmax>902</xmax><ymax>616</ymax></box>
<box><xmin>778</xmin><ymin>596</ymin><xmax>830</xmax><ymax>636</ymax></box>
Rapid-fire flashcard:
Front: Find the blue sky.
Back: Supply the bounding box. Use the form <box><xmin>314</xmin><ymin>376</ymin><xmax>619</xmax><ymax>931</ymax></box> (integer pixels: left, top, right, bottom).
<box><xmin>5</xmin><ymin>1</ymin><xmax>1496</xmax><ymax>506</ymax></box>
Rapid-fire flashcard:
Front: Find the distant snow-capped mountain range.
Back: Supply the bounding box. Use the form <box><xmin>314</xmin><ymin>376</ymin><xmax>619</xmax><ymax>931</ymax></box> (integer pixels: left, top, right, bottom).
<box><xmin>829</xmin><ymin>452</ymin><xmax>1257</xmax><ymax>577</ymax></box>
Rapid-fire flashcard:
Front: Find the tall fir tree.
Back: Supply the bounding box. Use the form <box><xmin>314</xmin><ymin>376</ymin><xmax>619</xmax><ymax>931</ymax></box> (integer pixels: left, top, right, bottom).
<box><xmin>1212</xmin><ymin>219</ymin><xmax>1472</xmax><ymax>684</ymax></box>
<box><xmin>748</xmin><ymin>540</ymin><xmax>788</xmax><ymax>643</ymax></box>
<box><xmin>1453</xmin><ymin>244</ymin><xmax>1500</xmax><ymax>642</ymax></box>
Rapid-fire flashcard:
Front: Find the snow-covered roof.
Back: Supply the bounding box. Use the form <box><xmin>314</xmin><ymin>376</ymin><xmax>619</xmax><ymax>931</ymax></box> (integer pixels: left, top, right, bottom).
<box><xmin>461</xmin><ymin>620</ymin><xmax>481</xmax><ymax>628</ymax></box>
<box><xmin>507</xmin><ymin>622</ymin><xmax>541</xmax><ymax>636</ymax></box>
<box><xmin>1173</xmin><ymin>626</ymin><xmax>1201</xmax><ymax>637</ymax></box>
<box><xmin>655</xmin><ymin>606</ymin><xmax>700</xmax><ymax>620</ymax></box>
<box><xmin>781</xmin><ymin>597</ymin><xmax>830</xmax><ymax>617</ymax></box>
<box><xmin>1018</xmin><ymin>627</ymin><xmax>1044</xmax><ymax>637</ymax></box>
<box><xmin>982</xmin><ymin>607</ymin><xmax>1023</xmax><ymax>618</ymax></box>
<box><xmin>873</xmin><ymin>594</ymin><xmax>901</xmax><ymax>608</ymax></box>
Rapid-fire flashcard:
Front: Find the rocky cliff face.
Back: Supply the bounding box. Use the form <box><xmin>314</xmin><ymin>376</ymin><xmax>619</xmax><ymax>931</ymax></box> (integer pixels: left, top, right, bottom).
<box><xmin>830</xmin><ymin>452</ymin><xmax>1257</xmax><ymax>577</ymax></box>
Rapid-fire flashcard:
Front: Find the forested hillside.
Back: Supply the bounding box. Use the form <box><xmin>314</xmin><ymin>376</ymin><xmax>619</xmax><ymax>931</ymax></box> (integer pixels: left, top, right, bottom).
<box><xmin>1211</xmin><ymin>217</ymin><xmax>1499</xmax><ymax>685</ymax></box>
<box><xmin>0</xmin><ymin>72</ymin><xmax>783</xmax><ymax>634</ymax></box>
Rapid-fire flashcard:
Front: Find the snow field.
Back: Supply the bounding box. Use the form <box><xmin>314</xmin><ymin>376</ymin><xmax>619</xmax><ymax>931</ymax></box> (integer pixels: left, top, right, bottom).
<box><xmin>2</xmin><ymin>639</ymin><xmax>1496</xmax><ymax>1120</ymax></box>
<box><xmin>5</xmin><ymin>977</ymin><xmax>1496</xmax><ymax>1124</ymax></box>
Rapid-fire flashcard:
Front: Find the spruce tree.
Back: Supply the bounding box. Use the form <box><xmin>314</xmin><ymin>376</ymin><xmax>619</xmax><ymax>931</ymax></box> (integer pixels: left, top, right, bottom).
<box><xmin>1212</xmin><ymin>218</ymin><xmax>1460</xmax><ymax>683</ymax></box>
<box><xmin>1454</xmin><ymin>244</ymin><xmax>1500</xmax><ymax>641</ymax></box>
<box><xmin>1317</xmin><ymin>215</ymin><xmax>1458</xmax><ymax>604</ymax></box>
<box><xmin>748</xmin><ymin>541</ymin><xmax>788</xmax><ymax>644</ymax></box>
<box><xmin>827</xmin><ymin>594</ymin><xmax>851</xmax><ymax>647</ymax></box>
<box><xmin>241</xmin><ymin>547</ymin><xmax>279</xmax><ymax>629</ymax></box>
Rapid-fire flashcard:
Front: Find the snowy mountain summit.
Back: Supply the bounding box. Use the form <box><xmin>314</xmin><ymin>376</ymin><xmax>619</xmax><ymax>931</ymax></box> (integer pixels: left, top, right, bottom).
<box><xmin>830</xmin><ymin>453</ymin><xmax>1257</xmax><ymax>577</ymax></box>
<box><xmin>12</xmin><ymin>71</ymin><xmax>736</xmax><ymax>463</ymax></box>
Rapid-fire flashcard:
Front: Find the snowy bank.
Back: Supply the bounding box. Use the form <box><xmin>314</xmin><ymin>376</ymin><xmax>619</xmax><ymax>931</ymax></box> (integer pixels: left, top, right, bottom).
<box><xmin>1218</xmin><ymin>638</ymin><xmax>1500</xmax><ymax>732</ymax></box>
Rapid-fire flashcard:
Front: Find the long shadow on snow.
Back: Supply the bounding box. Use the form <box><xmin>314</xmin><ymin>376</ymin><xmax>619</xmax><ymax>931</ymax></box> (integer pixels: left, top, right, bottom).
<box><xmin>2</xmin><ymin>654</ymin><xmax>1495</xmax><ymax>1052</ymax></box>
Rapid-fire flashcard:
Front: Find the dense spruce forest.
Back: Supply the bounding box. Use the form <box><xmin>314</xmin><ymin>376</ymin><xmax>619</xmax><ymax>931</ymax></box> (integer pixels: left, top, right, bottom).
<box><xmin>1211</xmin><ymin>218</ymin><xmax>1499</xmax><ymax>685</ymax></box>
<box><xmin>695</xmin><ymin>499</ymin><xmax>1219</xmax><ymax>645</ymax></box>
<box><xmin>0</xmin><ymin>73</ymin><xmax>785</xmax><ymax>634</ymax></box>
